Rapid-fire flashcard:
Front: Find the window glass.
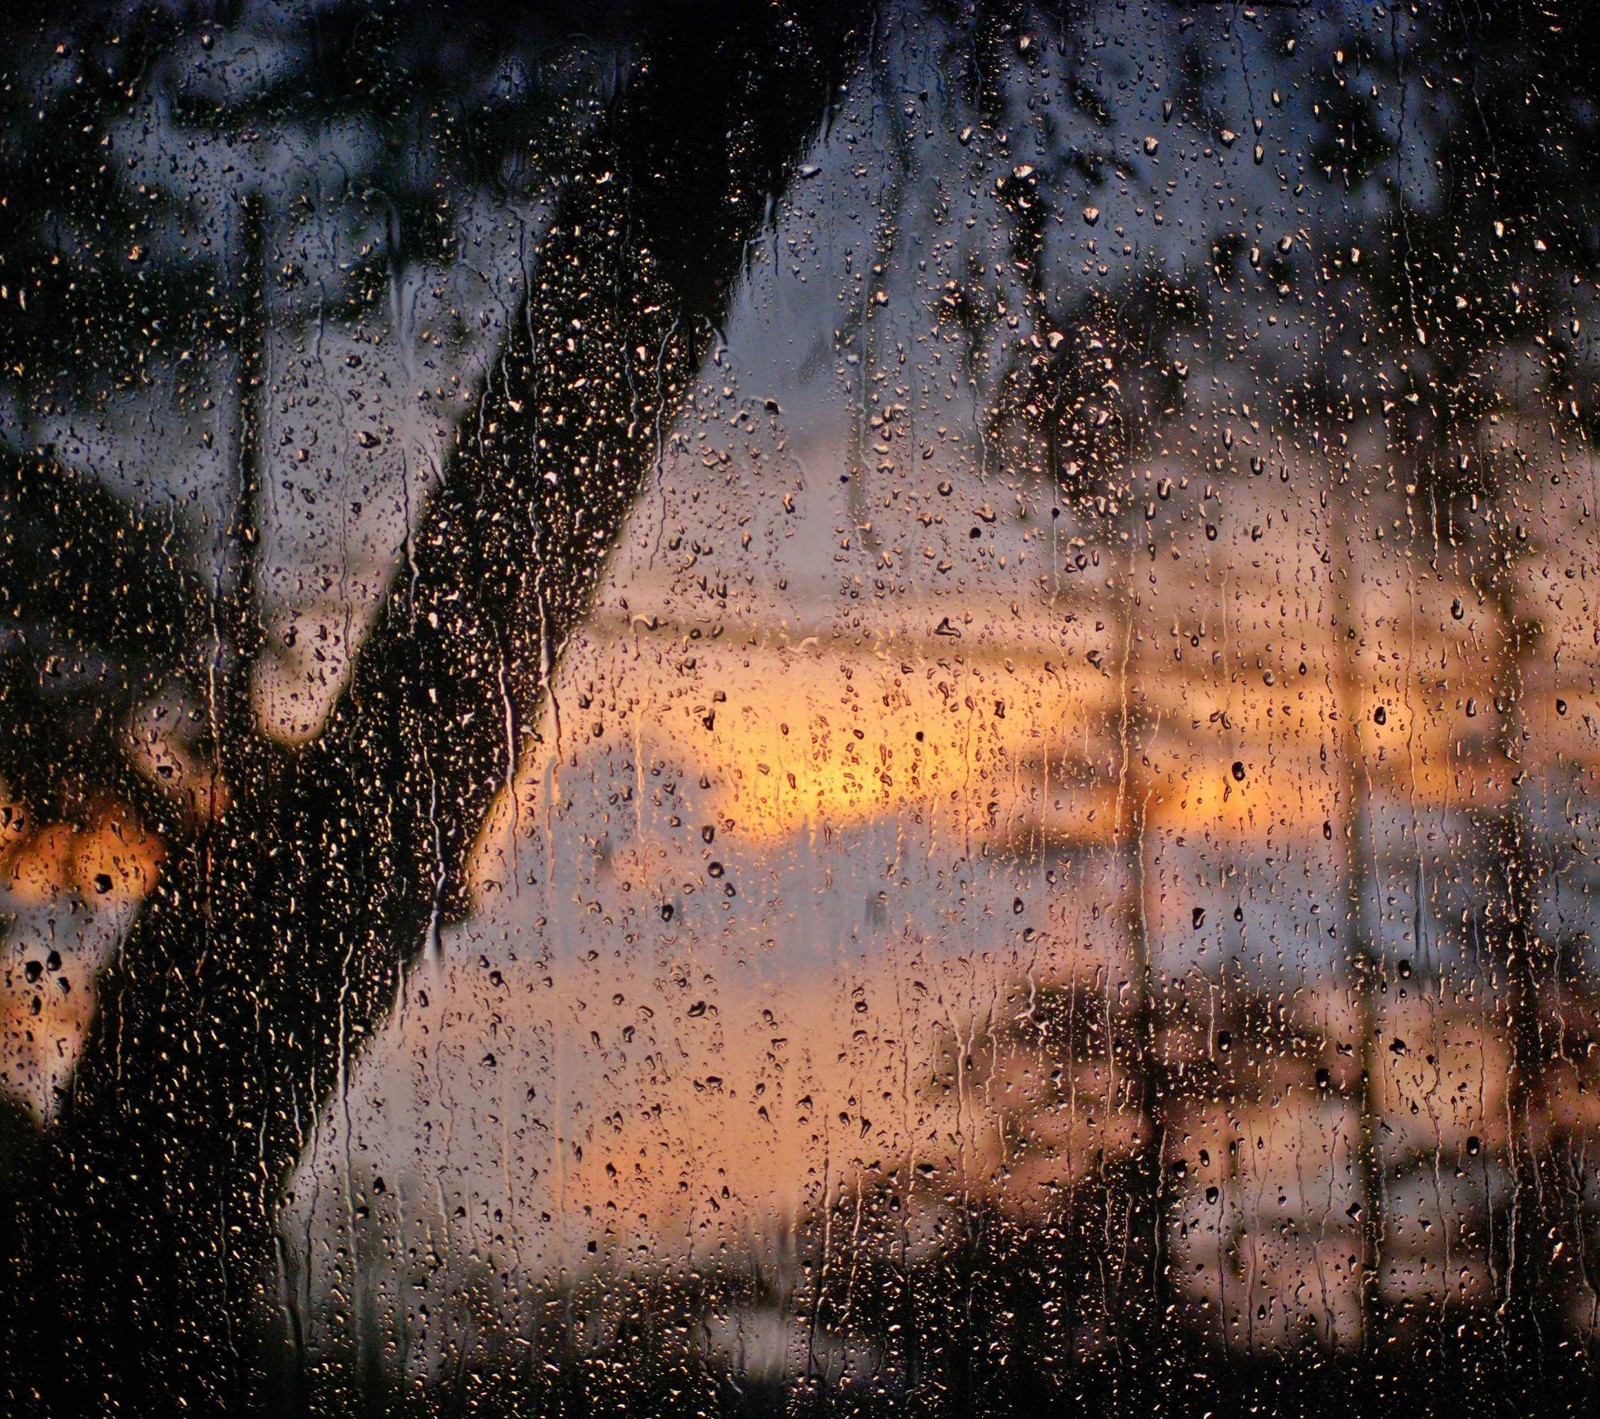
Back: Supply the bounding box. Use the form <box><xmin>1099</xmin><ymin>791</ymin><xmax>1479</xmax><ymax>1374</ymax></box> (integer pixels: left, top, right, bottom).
<box><xmin>3</xmin><ymin>3</ymin><xmax>1599</xmax><ymax>1412</ymax></box>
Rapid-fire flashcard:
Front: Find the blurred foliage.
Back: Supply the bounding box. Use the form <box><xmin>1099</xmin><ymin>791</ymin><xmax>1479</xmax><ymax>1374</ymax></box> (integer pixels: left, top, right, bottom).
<box><xmin>0</xmin><ymin>452</ymin><xmax>206</xmax><ymax>835</ymax></box>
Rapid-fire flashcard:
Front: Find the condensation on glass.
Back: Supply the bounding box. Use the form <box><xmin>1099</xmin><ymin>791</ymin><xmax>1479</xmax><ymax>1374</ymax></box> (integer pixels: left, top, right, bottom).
<box><xmin>2</xmin><ymin>2</ymin><xmax>1599</xmax><ymax>1414</ymax></box>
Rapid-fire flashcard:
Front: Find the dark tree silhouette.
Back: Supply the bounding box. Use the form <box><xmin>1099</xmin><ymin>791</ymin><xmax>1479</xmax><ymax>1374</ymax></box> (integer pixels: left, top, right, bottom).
<box><xmin>3</xmin><ymin>3</ymin><xmax>860</xmax><ymax>1412</ymax></box>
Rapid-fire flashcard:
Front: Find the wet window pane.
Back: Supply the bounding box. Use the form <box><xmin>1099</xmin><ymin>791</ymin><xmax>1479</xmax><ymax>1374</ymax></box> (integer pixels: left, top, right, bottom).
<box><xmin>4</xmin><ymin>2</ymin><xmax>1600</xmax><ymax>1413</ymax></box>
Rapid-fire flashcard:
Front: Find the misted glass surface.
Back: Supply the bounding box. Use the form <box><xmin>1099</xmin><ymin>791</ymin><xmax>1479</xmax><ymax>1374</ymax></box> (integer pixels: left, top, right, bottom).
<box><xmin>4</xmin><ymin>3</ymin><xmax>1600</xmax><ymax>1414</ymax></box>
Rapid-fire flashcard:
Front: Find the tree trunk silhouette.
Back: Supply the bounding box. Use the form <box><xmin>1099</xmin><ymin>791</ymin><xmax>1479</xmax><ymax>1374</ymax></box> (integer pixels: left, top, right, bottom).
<box><xmin>1484</xmin><ymin>517</ymin><xmax>1557</xmax><ymax>1368</ymax></box>
<box><xmin>6</xmin><ymin>6</ymin><xmax>856</xmax><ymax>1413</ymax></box>
<box><xmin>1329</xmin><ymin>500</ymin><xmax>1388</xmax><ymax>1352</ymax></box>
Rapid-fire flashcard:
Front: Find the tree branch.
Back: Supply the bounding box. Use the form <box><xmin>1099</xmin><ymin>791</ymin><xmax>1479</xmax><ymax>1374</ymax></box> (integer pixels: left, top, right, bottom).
<box><xmin>12</xmin><ymin>5</ymin><xmax>856</xmax><ymax>1412</ymax></box>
